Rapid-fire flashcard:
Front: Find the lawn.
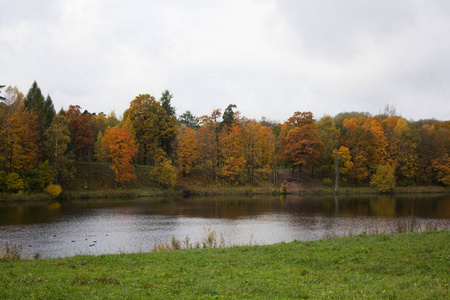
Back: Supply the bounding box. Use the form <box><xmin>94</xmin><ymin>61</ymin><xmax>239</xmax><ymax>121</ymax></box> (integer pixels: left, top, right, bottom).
<box><xmin>0</xmin><ymin>231</ymin><xmax>448</xmax><ymax>299</ymax></box>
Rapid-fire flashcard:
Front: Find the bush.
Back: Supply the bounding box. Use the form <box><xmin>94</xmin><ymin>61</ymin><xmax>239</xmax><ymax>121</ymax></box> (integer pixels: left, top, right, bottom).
<box><xmin>370</xmin><ymin>165</ymin><xmax>396</xmax><ymax>193</ymax></box>
<box><xmin>6</xmin><ymin>173</ymin><xmax>24</xmax><ymax>193</ymax></box>
<box><xmin>150</xmin><ymin>154</ymin><xmax>177</xmax><ymax>189</ymax></box>
<box><xmin>322</xmin><ymin>178</ymin><xmax>332</xmax><ymax>186</ymax></box>
<box><xmin>26</xmin><ymin>161</ymin><xmax>55</xmax><ymax>192</ymax></box>
<box><xmin>44</xmin><ymin>184</ymin><xmax>62</xmax><ymax>197</ymax></box>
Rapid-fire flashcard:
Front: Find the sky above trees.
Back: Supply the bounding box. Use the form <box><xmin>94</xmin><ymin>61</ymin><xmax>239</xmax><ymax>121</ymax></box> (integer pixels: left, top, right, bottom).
<box><xmin>1</xmin><ymin>0</ymin><xmax>449</xmax><ymax>121</ymax></box>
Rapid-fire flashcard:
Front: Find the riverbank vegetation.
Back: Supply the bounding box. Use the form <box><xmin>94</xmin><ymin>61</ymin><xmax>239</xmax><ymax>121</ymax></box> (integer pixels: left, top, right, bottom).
<box><xmin>0</xmin><ymin>230</ymin><xmax>448</xmax><ymax>299</ymax></box>
<box><xmin>0</xmin><ymin>83</ymin><xmax>449</xmax><ymax>199</ymax></box>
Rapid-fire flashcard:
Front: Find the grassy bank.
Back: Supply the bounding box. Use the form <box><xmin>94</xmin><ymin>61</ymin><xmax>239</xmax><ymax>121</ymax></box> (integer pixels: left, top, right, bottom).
<box><xmin>1</xmin><ymin>231</ymin><xmax>448</xmax><ymax>299</ymax></box>
<box><xmin>1</xmin><ymin>185</ymin><xmax>449</xmax><ymax>203</ymax></box>
<box><xmin>0</xmin><ymin>161</ymin><xmax>448</xmax><ymax>202</ymax></box>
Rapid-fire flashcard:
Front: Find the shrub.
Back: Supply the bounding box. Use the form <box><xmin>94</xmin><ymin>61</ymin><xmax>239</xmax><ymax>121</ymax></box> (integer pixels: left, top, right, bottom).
<box><xmin>44</xmin><ymin>184</ymin><xmax>62</xmax><ymax>197</ymax></box>
<box><xmin>322</xmin><ymin>178</ymin><xmax>332</xmax><ymax>186</ymax></box>
<box><xmin>370</xmin><ymin>164</ymin><xmax>396</xmax><ymax>193</ymax></box>
<box><xmin>6</xmin><ymin>173</ymin><xmax>24</xmax><ymax>193</ymax></box>
<box><xmin>150</xmin><ymin>154</ymin><xmax>177</xmax><ymax>189</ymax></box>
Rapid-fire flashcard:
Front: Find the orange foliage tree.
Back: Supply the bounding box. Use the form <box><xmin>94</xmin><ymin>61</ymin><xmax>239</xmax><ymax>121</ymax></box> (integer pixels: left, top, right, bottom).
<box><xmin>196</xmin><ymin>109</ymin><xmax>222</xmax><ymax>182</ymax></box>
<box><xmin>101</xmin><ymin>127</ymin><xmax>138</xmax><ymax>183</ymax></box>
<box><xmin>280</xmin><ymin>112</ymin><xmax>324</xmax><ymax>176</ymax></box>
<box><xmin>219</xmin><ymin>125</ymin><xmax>246</xmax><ymax>182</ymax></box>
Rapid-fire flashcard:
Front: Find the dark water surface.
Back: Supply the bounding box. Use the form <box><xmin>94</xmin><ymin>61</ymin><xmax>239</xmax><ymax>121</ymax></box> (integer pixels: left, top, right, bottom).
<box><xmin>1</xmin><ymin>195</ymin><xmax>449</xmax><ymax>258</ymax></box>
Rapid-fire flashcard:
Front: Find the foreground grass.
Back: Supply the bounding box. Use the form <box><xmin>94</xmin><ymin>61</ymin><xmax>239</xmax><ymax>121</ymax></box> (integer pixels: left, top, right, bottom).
<box><xmin>1</xmin><ymin>231</ymin><xmax>448</xmax><ymax>299</ymax></box>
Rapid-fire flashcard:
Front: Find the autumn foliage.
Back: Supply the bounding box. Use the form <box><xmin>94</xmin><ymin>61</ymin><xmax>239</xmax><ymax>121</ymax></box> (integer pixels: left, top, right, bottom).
<box><xmin>101</xmin><ymin>127</ymin><xmax>138</xmax><ymax>183</ymax></box>
<box><xmin>1</xmin><ymin>82</ymin><xmax>449</xmax><ymax>193</ymax></box>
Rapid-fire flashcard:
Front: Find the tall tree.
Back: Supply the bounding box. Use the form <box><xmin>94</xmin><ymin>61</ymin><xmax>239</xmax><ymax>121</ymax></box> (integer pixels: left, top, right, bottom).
<box><xmin>43</xmin><ymin>114</ymin><xmax>74</xmax><ymax>184</ymax></box>
<box><xmin>318</xmin><ymin>115</ymin><xmax>340</xmax><ymax>171</ymax></box>
<box><xmin>219</xmin><ymin>125</ymin><xmax>246</xmax><ymax>182</ymax></box>
<box><xmin>0</xmin><ymin>105</ymin><xmax>40</xmax><ymax>175</ymax></box>
<box><xmin>178</xmin><ymin>110</ymin><xmax>199</xmax><ymax>129</ymax></box>
<box><xmin>24</xmin><ymin>81</ymin><xmax>55</xmax><ymax>132</ymax></box>
<box><xmin>127</xmin><ymin>94</ymin><xmax>177</xmax><ymax>164</ymax></box>
<box><xmin>197</xmin><ymin>109</ymin><xmax>222</xmax><ymax>182</ymax></box>
<box><xmin>280</xmin><ymin>112</ymin><xmax>324</xmax><ymax>176</ymax></box>
<box><xmin>220</xmin><ymin>104</ymin><xmax>237</xmax><ymax>130</ymax></box>
<box><xmin>240</xmin><ymin>120</ymin><xmax>275</xmax><ymax>182</ymax></box>
<box><xmin>175</xmin><ymin>125</ymin><xmax>198</xmax><ymax>176</ymax></box>
<box><xmin>160</xmin><ymin>90</ymin><xmax>176</xmax><ymax>116</ymax></box>
<box><xmin>101</xmin><ymin>127</ymin><xmax>138</xmax><ymax>183</ymax></box>
<box><xmin>66</xmin><ymin>105</ymin><xmax>95</xmax><ymax>160</ymax></box>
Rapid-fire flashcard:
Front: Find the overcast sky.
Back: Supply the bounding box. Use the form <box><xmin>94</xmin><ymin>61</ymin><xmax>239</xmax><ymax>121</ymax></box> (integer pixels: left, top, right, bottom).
<box><xmin>1</xmin><ymin>0</ymin><xmax>449</xmax><ymax>122</ymax></box>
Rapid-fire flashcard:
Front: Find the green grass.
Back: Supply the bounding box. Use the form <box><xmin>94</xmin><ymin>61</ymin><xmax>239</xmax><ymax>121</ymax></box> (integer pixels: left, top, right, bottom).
<box><xmin>1</xmin><ymin>231</ymin><xmax>448</xmax><ymax>299</ymax></box>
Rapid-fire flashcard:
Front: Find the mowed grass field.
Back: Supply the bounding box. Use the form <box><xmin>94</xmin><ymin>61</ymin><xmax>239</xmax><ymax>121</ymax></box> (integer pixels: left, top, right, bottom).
<box><xmin>1</xmin><ymin>231</ymin><xmax>449</xmax><ymax>299</ymax></box>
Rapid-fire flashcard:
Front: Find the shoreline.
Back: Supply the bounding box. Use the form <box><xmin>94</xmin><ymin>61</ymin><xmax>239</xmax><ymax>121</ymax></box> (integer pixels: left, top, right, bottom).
<box><xmin>0</xmin><ymin>185</ymin><xmax>449</xmax><ymax>203</ymax></box>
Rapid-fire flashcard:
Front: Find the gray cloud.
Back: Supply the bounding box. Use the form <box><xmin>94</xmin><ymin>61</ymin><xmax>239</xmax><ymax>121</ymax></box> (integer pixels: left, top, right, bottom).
<box><xmin>1</xmin><ymin>0</ymin><xmax>449</xmax><ymax>121</ymax></box>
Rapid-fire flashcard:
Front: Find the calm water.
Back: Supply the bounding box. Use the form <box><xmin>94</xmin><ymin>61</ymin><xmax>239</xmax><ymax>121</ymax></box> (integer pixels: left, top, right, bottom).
<box><xmin>0</xmin><ymin>195</ymin><xmax>449</xmax><ymax>258</ymax></box>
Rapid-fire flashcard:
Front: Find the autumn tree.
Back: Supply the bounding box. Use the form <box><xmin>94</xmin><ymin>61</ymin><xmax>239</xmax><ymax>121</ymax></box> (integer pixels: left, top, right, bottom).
<box><xmin>370</xmin><ymin>164</ymin><xmax>396</xmax><ymax>193</ymax></box>
<box><xmin>280</xmin><ymin>112</ymin><xmax>324</xmax><ymax>176</ymax></box>
<box><xmin>175</xmin><ymin>125</ymin><xmax>198</xmax><ymax>176</ymax></box>
<box><xmin>0</xmin><ymin>105</ymin><xmax>40</xmax><ymax>175</ymax></box>
<box><xmin>89</xmin><ymin>113</ymin><xmax>109</xmax><ymax>141</ymax></box>
<box><xmin>318</xmin><ymin>115</ymin><xmax>340</xmax><ymax>171</ymax></box>
<box><xmin>382</xmin><ymin>116</ymin><xmax>418</xmax><ymax>185</ymax></box>
<box><xmin>94</xmin><ymin>131</ymin><xmax>105</xmax><ymax>162</ymax></box>
<box><xmin>197</xmin><ymin>109</ymin><xmax>222</xmax><ymax>182</ymax></box>
<box><xmin>240</xmin><ymin>119</ymin><xmax>275</xmax><ymax>182</ymax></box>
<box><xmin>43</xmin><ymin>113</ymin><xmax>74</xmax><ymax>184</ymax></box>
<box><xmin>66</xmin><ymin>105</ymin><xmax>95</xmax><ymax>160</ymax></box>
<box><xmin>433</xmin><ymin>154</ymin><xmax>450</xmax><ymax>186</ymax></box>
<box><xmin>101</xmin><ymin>127</ymin><xmax>138</xmax><ymax>183</ymax></box>
<box><xmin>415</xmin><ymin>124</ymin><xmax>446</xmax><ymax>184</ymax></box>
<box><xmin>127</xmin><ymin>94</ymin><xmax>177</xmax><ymax>164</ymax></box>
<box><xmin>107</xmin><ymin>110</ymin><xmax>120</xmax><ymax>128</ymax></box>
<box><xmin>150</xmin><ymin>150</ymin><xmax>177</xmax><ymax>189</ymax></box>
<box><xmin>219</xmin><ymin>125</ymin><xmax>246</xmax><ymax>182</ymax></box>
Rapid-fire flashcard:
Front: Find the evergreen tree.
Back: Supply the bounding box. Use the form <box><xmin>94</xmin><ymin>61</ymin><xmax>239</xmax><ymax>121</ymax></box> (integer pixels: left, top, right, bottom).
<box><xmin>220</xmin><ymin>104</ymin><xmax>237</xmax><ymax>130</ymax></box>
<box><xmin>160</xmin><ymin>90</ymin><xmax>176</xmax><ymax>116</ymax></box>
<box><xmin>24</xmin><ymin>81</ymin><xmax>55</xmax><ymax>132</ymax></box>
<box><xmin>178</xmin><ymin>110</ymin><xmax>199</xmax><ymax>129</ymax></box>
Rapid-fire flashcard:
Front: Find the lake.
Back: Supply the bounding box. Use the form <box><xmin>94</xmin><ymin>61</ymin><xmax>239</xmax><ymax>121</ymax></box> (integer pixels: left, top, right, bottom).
<box><xmin>0</xmin><ymin>194</ymin><xmax>449</xmax><ymax>258</ymax></box>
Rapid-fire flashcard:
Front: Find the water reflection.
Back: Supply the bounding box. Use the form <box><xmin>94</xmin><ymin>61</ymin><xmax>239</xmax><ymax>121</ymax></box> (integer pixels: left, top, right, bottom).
<box><xmin>0</xmin><ymin>195</ymin><xmax>449</xmax><ymax>258</ymax></box>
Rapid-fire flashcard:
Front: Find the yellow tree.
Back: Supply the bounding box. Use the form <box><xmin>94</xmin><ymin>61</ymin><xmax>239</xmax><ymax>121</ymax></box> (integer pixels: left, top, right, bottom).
<box><xmin>240</xmin><ymin>119</ymin><xmax>275</xmax><ymax>182</ymax></box>
<box><xmin>219</xmin><ymin>125</ymin><xmax>246</xmax><ymax>182</ymax></box>
<box><xmin>370</xmin><ymin>164</ymin><xmax>396</xmax><ymax>193</ymax></box>
<box><xmin>0</xmin><ymin>105</ymin><xmax>40</xmax><ymax>175</ymax></box>
<box><xmin>127</xmin><ymin>94</ymin><xmax>177</xmax><ymax>164</ymax></box>
<box><xmin>196</xmin><ymin>109</ymin><xmax>222</xmax><ymax>182</ymax></box>
<box><xmin>175</xmin><ymin>125</ymin><xmax>198</xmax><ymax>176</ymax></box>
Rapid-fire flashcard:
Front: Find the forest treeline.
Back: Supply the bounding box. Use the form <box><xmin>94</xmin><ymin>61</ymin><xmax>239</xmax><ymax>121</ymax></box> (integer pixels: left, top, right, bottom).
<box><xmin>0</xmin><ymin>82</ymin><xmax>449</xmax><ymax>195</ymax></box>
